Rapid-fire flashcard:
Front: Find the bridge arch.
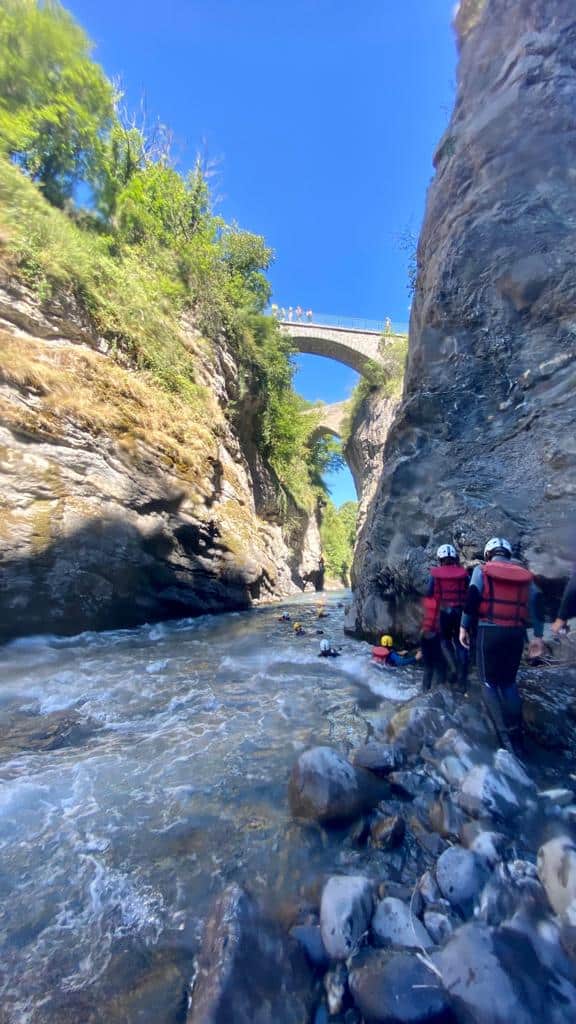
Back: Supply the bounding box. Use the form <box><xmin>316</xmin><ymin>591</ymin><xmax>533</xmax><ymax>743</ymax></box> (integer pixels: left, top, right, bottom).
<box><xmin>281</xmin><ymin>322</ymin><xmax>383</xmax><ymax>375</ymax></box>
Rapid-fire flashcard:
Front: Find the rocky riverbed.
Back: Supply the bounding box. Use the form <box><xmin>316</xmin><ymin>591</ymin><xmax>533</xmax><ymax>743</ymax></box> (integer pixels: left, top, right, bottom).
<box><xmin>187</xmin><ymin>634</ymin><xmax>576</xmax><ymax>1023</ymax></box>
<box><xmin>2</xmin><ymin>596</ymin><xmax>576</xmax><ymax>1023</ymax></box>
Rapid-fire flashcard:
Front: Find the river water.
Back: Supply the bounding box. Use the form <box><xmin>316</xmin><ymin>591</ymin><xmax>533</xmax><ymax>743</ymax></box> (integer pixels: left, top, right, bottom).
<box><xmin>0</xmin><ymin>593</ymin><xmax>419</xmax><ymax>1024</ymax></box>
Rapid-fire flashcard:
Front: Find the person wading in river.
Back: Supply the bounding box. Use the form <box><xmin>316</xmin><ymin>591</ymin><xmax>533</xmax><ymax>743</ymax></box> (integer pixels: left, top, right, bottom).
<box><xmin>459</xmin><ymin>537</ymin><xmax>544</xmax><ymax>754</ymax></box>
<box><xmin>423</xmin><ymin>543</ymin><xmax>469</xmax><ymax>692</ymax></box>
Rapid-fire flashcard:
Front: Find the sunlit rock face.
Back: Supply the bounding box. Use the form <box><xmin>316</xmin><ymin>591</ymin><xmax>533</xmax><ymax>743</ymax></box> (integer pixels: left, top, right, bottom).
<box><xmin>351</xmin><ymin>0</ymin><xmax>576</xmax><ymax>639</ymax></box>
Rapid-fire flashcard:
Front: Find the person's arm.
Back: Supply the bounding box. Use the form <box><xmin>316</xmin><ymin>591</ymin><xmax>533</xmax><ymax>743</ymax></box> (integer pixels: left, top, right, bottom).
<box><xmin>553</xmin><ymin>571</ymin><xmax>576</xmax><ymax>632</ymax></box>
<box><xmin>459</xmin><ymin>566</ymin><xmax>482</xmax><ymax>648</ymax></box>
<box><xmin>426</xmin><ymin>575</ymin><xmax>435</xmax><ymax>598</ymax></box>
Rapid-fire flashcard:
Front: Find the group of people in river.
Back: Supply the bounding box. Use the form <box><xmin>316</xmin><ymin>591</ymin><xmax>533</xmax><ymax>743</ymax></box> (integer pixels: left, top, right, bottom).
<box><xmin>371</xmin><ymin>537</ymin><xmax>576</xmax><ymax>756</ymax></box>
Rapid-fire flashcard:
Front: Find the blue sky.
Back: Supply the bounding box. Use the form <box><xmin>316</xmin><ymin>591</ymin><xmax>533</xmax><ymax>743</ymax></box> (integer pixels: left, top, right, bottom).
<box><xmin>69</xmin><ymin>0</ymin><xmax>457</xmax><ymax>504</ymax></box>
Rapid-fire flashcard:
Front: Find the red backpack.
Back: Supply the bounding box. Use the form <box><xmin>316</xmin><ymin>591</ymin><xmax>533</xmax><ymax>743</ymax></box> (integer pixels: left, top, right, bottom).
<box><xmin>430</xmin><ymin>565</ymin><xmax>469</xmax><ymax>609</ymax></box>
<box><xmin>479</xmin><ymin>562</ymin><xmax>532</xmax><ymax>627</ymax></box>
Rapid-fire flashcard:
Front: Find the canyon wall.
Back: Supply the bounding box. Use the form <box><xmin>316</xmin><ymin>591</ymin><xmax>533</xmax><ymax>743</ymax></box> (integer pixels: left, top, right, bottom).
<box><xmin>351</xmin><ymin>0</ymin><xmax>576</xmax><ymax>638</ymax></box>
<box><xmin>0</xmin><ymin>273</ymin><xmax>320</xmax><ymax>640</ymax></box>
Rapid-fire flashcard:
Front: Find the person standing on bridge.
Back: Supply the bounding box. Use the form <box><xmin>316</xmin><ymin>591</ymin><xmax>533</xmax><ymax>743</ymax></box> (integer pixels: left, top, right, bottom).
<box><xmin>306</xmin><ymin>309</ymin><xmax>313</xmax><ymax>321</ymax></box>
<box><xmin>295</xmin><ymin>305</ymin><xmax>303</xmax><ymax>321</ymax></box>
<box><xmin>288</xmin><ymin>306</ymin><xmax>294</xmax><ymax>322</ymax></box>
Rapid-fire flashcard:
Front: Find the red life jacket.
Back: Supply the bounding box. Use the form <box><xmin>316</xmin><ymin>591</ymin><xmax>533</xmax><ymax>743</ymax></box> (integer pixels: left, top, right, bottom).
<box><xmin>431</xmin><ymin>565</ymin><xmax>469</xmax><ymax>609</ymax></box>
<box><xmin>478</xmin><ymin>561</ymin><xmax>533</xmax><ymax>627</ymax></box>
<box><xmin>422</xmin><ymin>595</ymin><xmax>440</xmax><ymax>633</ymax></box>
<box><xmin>372</xmin><ymin>645</ymin><xmax>391</xmax><ymax>661</ymax></box>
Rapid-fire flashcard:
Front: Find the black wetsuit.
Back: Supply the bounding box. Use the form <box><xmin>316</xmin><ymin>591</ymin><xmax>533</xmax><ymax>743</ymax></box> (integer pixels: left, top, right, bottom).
<box><xmin>558</xmin><ymin>570</ymin><xmax>576</xmax><ymax>622</ymax></box>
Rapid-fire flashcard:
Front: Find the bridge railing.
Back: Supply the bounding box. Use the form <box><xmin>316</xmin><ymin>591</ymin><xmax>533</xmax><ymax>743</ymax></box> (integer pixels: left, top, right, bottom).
<box><xmin>271</xmin><ymin>310</ymin><xmax>409</xmax><ymax>335</ymax></box>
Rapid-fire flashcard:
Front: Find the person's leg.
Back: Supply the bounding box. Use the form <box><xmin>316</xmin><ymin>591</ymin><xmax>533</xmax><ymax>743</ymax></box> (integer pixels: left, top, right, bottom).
<box><xmin>439</xmin><ymin>610</ymin><xmax>458</xmax><ymax>685</ymax></box>
<box><xmin>477</xmin><ymin>625</ymin><xmax>525</xmax><ymax>750</ymax></box>
<box><xmin>420</xmin><ymin>635</ymin><xmax>435</xmax><ymax>692</ymax></box>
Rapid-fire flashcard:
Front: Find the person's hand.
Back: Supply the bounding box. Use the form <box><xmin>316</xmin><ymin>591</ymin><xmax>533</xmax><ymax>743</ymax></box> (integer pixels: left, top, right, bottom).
<box><xmin>528</xmin><ymin>637</ymin><xmax>545</xmax><ymax>659</ymax></box>
<box><xmin>551</xmin><ymin>618</ymin><xmax>567</xmax><ymax>636</ymax></box>
<box><xmin>415</xmin><ymin>649</ymin><xmax>423</xmax><ymax>662</ymax></box>
<box><xmin>459</xmin><ymin>627</ymin><xmax>470</xmax><ymax>650</ymax></box>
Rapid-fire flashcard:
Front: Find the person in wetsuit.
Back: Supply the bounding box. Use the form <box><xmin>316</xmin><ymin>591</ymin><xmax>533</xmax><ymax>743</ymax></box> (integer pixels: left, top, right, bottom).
<box><xmin>372</xmin><ymin>635</ymin><xmax>419</xmax><ymax>668</ymax></box>
<box><xmin>318</xmin><ymin>639</ymin><xmax>341</xmax><ymax>658</ymax></box>
<box><xmin>423</xmin><ymin>543</ymin><xmax>469</xmax><ymax>692</ymax></box>
<box><xmin>459</xmin><ymin>537</ymin><xmax>544</xmax><ymax>753</ymax></box>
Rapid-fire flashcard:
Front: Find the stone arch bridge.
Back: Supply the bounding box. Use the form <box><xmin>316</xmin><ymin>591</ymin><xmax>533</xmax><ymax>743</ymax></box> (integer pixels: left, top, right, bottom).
<box><xmin>280</xmin><ymin>320</ymin><xmax>387</xmax><ymax>376</ymax></box>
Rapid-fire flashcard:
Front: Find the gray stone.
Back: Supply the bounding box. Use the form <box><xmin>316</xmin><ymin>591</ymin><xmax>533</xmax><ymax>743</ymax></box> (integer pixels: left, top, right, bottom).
<box><xmin>371</xmin><ymin>897</ymin><xmax>433</xmax><ymax>951</ymax></box>
<box><xmin>386</xmin><ymin>694</ymin><xmax>450</xmax><ymax>754</ymax></box>
<box><xmin>429</xmin><ymin>794</ymin><xmax>466</xmax><ymax>840</ymax></box>
<box><xmin>435</xmin><ymin>846</ymin><xmax>486</xmax><ymax>914</ymax></box>
<box><xmin>469</xmin><ymin>831</ymin><xmax>508</xmax><ymax>869</ymax></box>
<box><xmin>352</xmin><ymin>741</ymin><xmax>404</xmax><ymax>775</ymax></box>
<box><xmin>493</xmin><ymin>750</ymin><xmax>536</xmax><ymax>798</ymax></box>
<box><xmin>349</xmin><ymin>949</ymin><xmax>455</xmax><ymax>1024</ymax></box>
<box><xmin>370</xmin><ymin>813</ymin><xmax>405</xmax><ymax>850</ymax></box>
<box><xmin>188</xmin><ymin>885</ymin><xmax>313</xmax><ymax>1024</ymax></box>
<box><xmin>289</xmin><ymin>925</ymin><xmax>328</xmax><ymax>968</ymax></box>
<box><xmin>288</xmin><ymin>747</ymin><xmax>372</xmax><ymax>824</ymax></box>
<box><xmin>539</xmin><ymin>788</ymin><xmax>575</xmax><ymax>807</ymax></box>
<box><xmin>389</xmin><ymin>770</ymin><xmax>441</xmax><ymax>801</ymax></box>
<box><xmin>423</xmin><ymin>911</ymin><xmax>454</xmax><ymax>946</ymax></box>
<box><xmin>320</xmin><ymin>875</ymin><xmax>374</xmax><ymax>960</ymax></box>
<box><xmin>458</xmin><ymin>764</ymin><xmax>522</xmax><ymax>820</ymax></box>
<box><xmin>537</xmin><ymin>836</ymin><xmax>576</xmax><ymax>916</ymax></box>
<box><xmin>435</xmin><ymin>920</ymin><xmax>576</xmax><ymax>1024</ymax></box>
<box><xmin>438</xmin><ymin>755</ymin><xmax>469</xmax><ymax>787</ymax></box>
<box><xmin>324</xmin><ymin>963</ymin><xmax>347</xmax><ymax>1016</ymax></box>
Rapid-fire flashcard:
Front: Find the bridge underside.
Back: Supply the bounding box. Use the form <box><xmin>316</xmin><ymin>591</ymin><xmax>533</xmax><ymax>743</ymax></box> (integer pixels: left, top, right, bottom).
<box><xmin>281</xmin><ymin>323</ymin><xmax>384</xmax><ymax>375</ymax></box>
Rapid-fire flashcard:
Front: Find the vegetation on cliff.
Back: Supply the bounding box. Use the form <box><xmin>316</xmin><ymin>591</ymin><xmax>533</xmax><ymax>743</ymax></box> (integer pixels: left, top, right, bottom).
<box><xmin>340</xmin><ymin>334</ymin><xmax>408</xmax><ymax>443</ymax></box>
<box><xmin>320</xmin><ymin>500</ymin><xmax>357</xmax><ymax>584</ymax></box>
<box><xmin>0</xmin><ymin>0</ymin><xmax>331</xmax><ymax>513</ymax></box>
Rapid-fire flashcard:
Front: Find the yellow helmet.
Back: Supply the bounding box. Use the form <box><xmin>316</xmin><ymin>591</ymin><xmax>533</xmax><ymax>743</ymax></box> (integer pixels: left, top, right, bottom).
<box><xmin>293</xmin><ymin>622</ymin><xmax>303</xmax><ymax>631</ymax></box>
<box><xmin>380</xmin><ymin>634</ymin><xmax>393</xmax><ymax>648</ymax></box>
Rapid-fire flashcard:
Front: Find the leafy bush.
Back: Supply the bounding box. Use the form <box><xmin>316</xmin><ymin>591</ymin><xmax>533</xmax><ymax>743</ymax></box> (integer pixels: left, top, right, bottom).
<box><xmin>341</xmin><ymin>335</ymin><xmax>408</xmax><ymax>442</ymax></box>
<box><xmin>0</xmin><ymin>0</ymin><xmax>328</xmax><ymax>513</ymax></box>
<box><xmin>320</xmin><ymin>500</ymin><xmax>358</xmax><ymax>583</ymax></box>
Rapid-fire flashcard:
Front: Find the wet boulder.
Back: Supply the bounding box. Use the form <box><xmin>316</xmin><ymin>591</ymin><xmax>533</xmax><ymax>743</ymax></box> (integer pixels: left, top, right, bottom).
<box><xmin>424</xmin><ymin>910</ymin><xmax>453</xmax><ymax>946</ymax></box>
<box><xmin>289</xmin><ymin>924</ymin><xmax>329</xmax><ymax>969</ymax></box>
<box><xmin>352</xmin><ymin>741</ymin><xmax>405</xmax><ymax>776</ymax></box>
<box><xmin>371</xmin><ymin>897</ymin><xmax>433</xmax><ymax>950</ymax></box>
<box><xmin>188</xmin><ymin>885</ymin><xmax>313</xmax><ymax>1024</ymax></box>
<box><xmin>468</xmin><ymin>830</ymin><xmax>508</xmax><ymax>869</ymax></box>
<box><xmin>493</xmin><ymin>750</ymin><xmax>536</xmax><ymax>798</ymax></box>
<box><xmin>370</xmin><ymin>813</ymin><xmax>405</xmax><ymax>850</ymax></box>
<box><xmin>537</xmin><ymin>836</ymin><xmax>576</xmax><ymax>915</ymax></box>
<box><xmin>458</xmin><ymin>764</ymin><xmax>523</xmax><ymax>820</ymax></box>
<box><xmin>289</xmin><ymin>747</ymin><xmax>376</xmax><ymax>824</ymax></box>
<box><xmin>435</xmin><ymin>846</ymin><xmax>487</xmax><ymax>916</ymax></box>
<box><xmin>428</xmin><ymin>794</ymin><xmax>466</xmax><ymax>841</ymax></box>
<box><xmin>386</xmin><ymin>693</ymin><xmax>450</xmax><ymax>754</ymax></box>
<box><xmin>435</xmin><ymin>920</ymin><xmax>576</xmax><ymax>1024</ymax></box>
<box><xmin>476</xmin><ymin>862</ymin><xmax>546</xmax><ymax>926</ymax></box>
<box><xmin>349</xmin><ymin>949</ymin><xmax>455</xmax><ymax>1024</ymax></box>
<box><xmin>320</xmin><ymin>875</ymin><xmax>374</xmax><ymax>960</ymax></box>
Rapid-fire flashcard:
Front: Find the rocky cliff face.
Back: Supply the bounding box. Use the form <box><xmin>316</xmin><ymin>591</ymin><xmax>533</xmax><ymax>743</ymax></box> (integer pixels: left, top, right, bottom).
<box><xmin>351</xmin><ymin>0</ymin><xmax>576</xmax><ymax>638</ymax></box>
<box><xmin>344</xmin><ymin>391</ymin><xmax>399</xmax><ymax>538</ymax></box>
<box><xmin>0</xmin><ymin>272</ymin><xmax>320</xmax><ymax>640</ymax></box>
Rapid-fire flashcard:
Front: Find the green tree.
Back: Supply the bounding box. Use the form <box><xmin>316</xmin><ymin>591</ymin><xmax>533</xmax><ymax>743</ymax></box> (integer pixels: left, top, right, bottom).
<box><xmin>320</xmin><ymin>499</ymin><xmax>358</xmax><ymax>583</ymax></box>
<box><xmin>0</xmin><ymin>0</ymin><xmax>115</xmax><ymax>206</ymax></box>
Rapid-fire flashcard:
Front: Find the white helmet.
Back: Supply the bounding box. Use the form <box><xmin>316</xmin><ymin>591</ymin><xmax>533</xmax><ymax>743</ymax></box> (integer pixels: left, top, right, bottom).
<box><xmin>484</xmin><ymin>537</ymin><xmax>512</xmax><ymax>559</ymax></box>
<box><xmin>437</xmin><ymin>544</ymin><xmax>457</xmax><ymax>560</ymax></box>
<box><xmin>320</xmin><ymin>639</ymin><xmax>330</xmax><ymax>653</ymax></box>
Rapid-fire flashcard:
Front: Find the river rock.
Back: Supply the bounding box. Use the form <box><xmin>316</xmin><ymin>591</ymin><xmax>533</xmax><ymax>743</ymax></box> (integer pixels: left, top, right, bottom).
<box><xmin>469</xmin><ymin>831</ymin><xmax>508</xmax><ymax>869</ymax></box>
<box><xmin>289</xmin><ymin>925</ymin><xmax>329</xmax><ymax>969</ymax></box>
<box><xmin>458</xmin><ymin>764</ymin><xmax>522</xmax><ymax>820</ymax></box>
<box><xmin>437</xmin><ymin>756</ymin><xmax>469</xmax><ymax>787</ymax></box>
<box><xmin>537</xmin><ymin>836</ymin><xmax>576</xmax><ymax>915</ymax></box>
<box><xmin>352</xmin><ymin>741</ymin><xmax>404</xmax><ymax>775</ymax></box>
<box><xmin>370</xmin><ymin>813</ymin><xmax>405</xmax><ymax>850</ymax></box>
<box><xmin>324</xmin><ymin>962</ymin><xmax>348</xmax><ymax>1016</ymax></box>
<box><xmin>349</xmin><ymin>949</ymin><xmax>455</xmax><ymax>1024</ymax></box>
<box><xmin>476</xmin><ymin>862</ymin><xmax>546</xmax><ymax>926</ymax></box>
<box><xmin>435</xmin><ymin>846</ymin><xmax>486</xmax><ymax>915</ymax></box>
<box><xmin>389</xmin><ymin>770</ymin><xmax>441</xmax><ymax>801</ymax></box>
<box><xmin>320</xmin><ymin>875</ymin><xmax>374</xmax><ymax>960</ymax></box>
<box><xmin>436</xmin><ymin>919</ymin><xmax>576</xmax><ymax>1024</ymax></box>
<box><xmin>288</xmin><ymin>747</ymin><xmax>373</xmax><ymax>824</ymax></box>
<box><xmin>429</xmin><ymin>794</ymin><xmax>466</xmax><ymax>841</ymax></box>
<box><xmin>188</xmin><ymin>884</ymin><xmax>312</xmax><ymax>1024</ymax></box>
<box><xmin>493</xmin><ymin>750</ymin><xmax>536</xmax><ymax>798</ymax></box>
<box><xmin>434</xmin><ymin>729</ymin><xmax>474</xmax><ymax>766</ymax></box>
<box><xmin>386</xmin><ymin>694</ymin><xmax>449</xmax><ymax>754</ymax></box>
<box><xmin>424</xmin><ymin>911</ymin><xmax>453</xmax><ymax>946</ymax></box>
<box><xmin>539</xmin><ymin>788</ymin><xmax>575</xmax><ymax>807</ymax></box>
<box><xmin>372</xmin><ymin>897</ymin><xmax>432</xmax><ymax>950</ymax></box>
